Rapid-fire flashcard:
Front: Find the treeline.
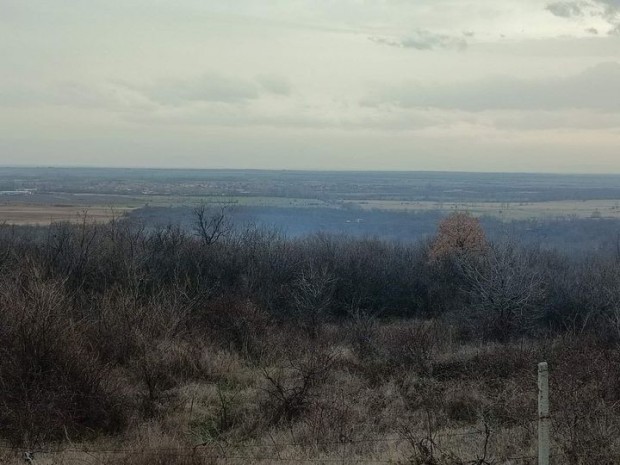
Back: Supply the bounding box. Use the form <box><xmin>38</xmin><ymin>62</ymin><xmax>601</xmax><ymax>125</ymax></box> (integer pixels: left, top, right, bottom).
<box><xmin>1</xmin><ymin>215</ymin><xmax>619</xmax><ymax>338</ymax></box>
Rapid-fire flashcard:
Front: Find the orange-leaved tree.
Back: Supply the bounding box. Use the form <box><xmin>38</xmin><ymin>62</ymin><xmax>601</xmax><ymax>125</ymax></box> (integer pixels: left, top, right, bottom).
<box><xmin>429</xmin><ymin>212</ymin><xmax>488</xmax><ymax>262</ymax></box>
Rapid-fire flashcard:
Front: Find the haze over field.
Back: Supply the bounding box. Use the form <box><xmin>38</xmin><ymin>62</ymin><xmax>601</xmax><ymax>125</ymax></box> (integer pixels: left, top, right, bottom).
<box><xmin>2</xmin><ymin>0</ymin><xmax>620</xmax><ymax>172</ymax></box>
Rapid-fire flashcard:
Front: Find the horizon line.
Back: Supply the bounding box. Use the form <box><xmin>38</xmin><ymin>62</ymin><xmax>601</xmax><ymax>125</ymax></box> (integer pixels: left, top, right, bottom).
<box><xmin>1</xmin><ymin>164</ymin><xmax>620</xmax><ymax>177</ymax></box>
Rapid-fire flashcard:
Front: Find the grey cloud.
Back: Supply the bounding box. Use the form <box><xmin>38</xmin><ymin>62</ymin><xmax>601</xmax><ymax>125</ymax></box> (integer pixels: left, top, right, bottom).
<box><xmin>593</xmin><ymin>0</ymin><xmax>620</xmax><ymax>31</ymax></box>
<box><xmin>476</xmin><ymin>36</ymin><xmax>620</xmax><ymax>58</ymax></box>
<box><xmin>492</xmin><ymin>109</ymin><xmax>620</xmax><ymax>130</ymax></box>
<box><xmin>0</xmin><ymin>81</ymin><xmax>136</xmax><ymax>109</ymax></box>
<box><xmin>549</xmin><ymin>0</ymin><xmax>620</xmax><ymax>15</ymax></box>
<box><xmin>368</xmin><ymin>36</ymin><xmax>401</xmax><ymax>47</ymax></box>
<box><xmin>47</xmin><ymin>82</ymin><xmax>120</xmax><ymax>108</ymax></box>
<box><xmin>256</xmin><ymin>75</ymin><xmax>291</xmax><ymax>96</ymax></box>
<box><xmin>147</xmin><ymin>74</ymin><xmax>259</xmax><ymax>105</ymax></box>
<box><xmin>364</xmin><ymin>62</ymin><xmax>620</xmax><ymax>112</ymax></box>
<box><xmin>551</xmin><ymin>0</ymin><xmax>620</xmax><ymax>34</ymax></box>
<box><xmin>546</xmin><ymin>2</ymin><xmax>584</xmax><ymax>17</ymax></box>
<box><xmin>594</xmin><ymin>0</ymin><xmax>620</xmax><ymax>34</ymax></box>
<box><xmin>0</xmin><ymin>86</ymin><xmax>39</xmax><ymax>106</ymax></box>
<box><xmin>594</xmin><ymin>0</ymin><xmax>620</xmax><ymax>11</ymax></box>
<box><xmin>370</xmin><ymin>30</ymin><xmax>467</xmax><ymax>51</ymax></box>
<box><xmin>142</xmin><ymin>74</ymin><xmax>293</xmax><ymax>105</ymax></box>
<box><xmin>0</xmin><ymin>74</ymin><xmax>293</xmax><ymax>111</ymax></box>
<box><xmin>585</xmin><ymin>27</ymin><xmax>600</xmax><ymax>33</ymax></box>
<box><xmin>125</xmin><ymin>103</ymin><xmax>445</xmax><ymax>132</ymax></box>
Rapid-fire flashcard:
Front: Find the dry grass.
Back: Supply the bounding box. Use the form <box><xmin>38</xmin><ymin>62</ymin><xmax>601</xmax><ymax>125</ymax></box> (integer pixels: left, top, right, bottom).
<box><xmin>3</xmin><ymin>326</ymin><xmax>613</xmax><ymax>465</ymax></box>
<box><xmin>0</xmin><ymin>281</ymin><xmax>614</xmax><ymax>464</ymax></box>
<box><xmin>0</xmin><ymin>204</ymin><xmax>133</xmax><ymax>225</ymax></box>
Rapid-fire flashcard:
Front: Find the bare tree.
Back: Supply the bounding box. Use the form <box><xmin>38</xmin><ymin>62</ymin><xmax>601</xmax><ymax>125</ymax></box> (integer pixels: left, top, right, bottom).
<box><xmin>192</xmin><ymin>203</ymin><xmax>233</xmax><ymax>246</ymax></box>
<box><xmin>292</xmin><ymin>265</ymin><xmax>336</xmax><ymax>339</ymax></box>
<box><xmin>570</xmin><ymin>258</ymin><xmax>620</xmax><ymax>339</ymax></box>
<box><xmin>459</xmin><ymin>241</ymin><xmax>546</xmax><ymax>340</ymax></box>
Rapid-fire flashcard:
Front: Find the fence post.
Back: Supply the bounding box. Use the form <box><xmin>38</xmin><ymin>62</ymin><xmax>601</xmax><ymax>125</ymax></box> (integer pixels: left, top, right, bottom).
<box><xmin>538</xmin><ymin>362</ymin><xmax>550</xmax><ymax>465</ymax></box>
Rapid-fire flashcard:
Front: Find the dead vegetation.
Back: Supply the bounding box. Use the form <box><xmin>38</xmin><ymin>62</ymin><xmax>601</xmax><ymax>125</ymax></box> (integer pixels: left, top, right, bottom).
<box><xmin>1</xmin><ymin>213</ymin><xmax>620</xmax><ymax>464</ymax></box>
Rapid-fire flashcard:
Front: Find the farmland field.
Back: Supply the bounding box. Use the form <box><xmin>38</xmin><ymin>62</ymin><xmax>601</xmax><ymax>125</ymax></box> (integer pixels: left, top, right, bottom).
<box><xmin>0</xmin><ymin>194</ymin><xmax>329</xmax><ymax>225</ymax></box>
<box><xmin>0</xmin><ymin>204</ymin><xmax>133</xmax><ymax>225</ymax></box>
<box><xmin>3</xmin><ymin>168</ymin><xmax>620</xmax><ymax>227</ymax></box>
<box><xmin>354</xmin><ymin>199</ymin><xmax>620</xmax><ymax>220</ymax></box>
<box><xmin>2</xmin><ymin>194</ymin><xmax>620</xmax><ymax>226</ymax></box>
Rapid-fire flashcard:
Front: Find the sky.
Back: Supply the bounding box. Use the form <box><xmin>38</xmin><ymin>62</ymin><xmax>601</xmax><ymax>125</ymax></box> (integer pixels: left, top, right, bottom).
<box><xmin>1</xmin><ymin>0</ymin><xmax>620</xmax><ymax>173</ymax></box>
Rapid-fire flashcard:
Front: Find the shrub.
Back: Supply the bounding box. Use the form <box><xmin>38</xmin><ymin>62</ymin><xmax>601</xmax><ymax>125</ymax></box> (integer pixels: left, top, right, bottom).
<box><xmin>261</xmin><ymin>350</ymin><xmax>336</xmax><ymax>424</ymax></box>
<box><xmin>199</xmin><ymin>296</ymin><xmax>272</xmax><ymax>361</ymax></box>
<box><xmin>381</xmin><ymin>321</ymin><xmax>445</xmax><ymax>377</ymax></box>
<box><xmin>0</xmin><ymin>270</ymin><xmax>129</xmax><ymax>446</ymax></box>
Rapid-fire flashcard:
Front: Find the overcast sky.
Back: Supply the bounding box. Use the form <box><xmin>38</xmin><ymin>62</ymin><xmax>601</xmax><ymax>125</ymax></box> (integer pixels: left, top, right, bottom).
<box><xmin>1</xmin><ymin>0</ymin><xmax>620</xmax><ymax>172</ymax></box>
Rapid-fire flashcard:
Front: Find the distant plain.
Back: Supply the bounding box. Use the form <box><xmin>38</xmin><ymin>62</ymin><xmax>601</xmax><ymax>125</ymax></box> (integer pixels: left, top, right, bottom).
<box><xmin>2</xmin><ymin>167</ymin><xmax>620</xmax><ymax>225</ymax></box>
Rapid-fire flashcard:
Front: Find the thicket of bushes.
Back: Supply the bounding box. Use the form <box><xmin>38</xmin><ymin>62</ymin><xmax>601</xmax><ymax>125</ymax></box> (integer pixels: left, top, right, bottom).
<box><xmin>4</xmin><ymin>217</ymin><xmax>619</xmax><ymax>328</ymax></box>
<box><xmin>1</xmin><ymin>214</ymin><xmax>620</xmax><ymax>462</ymax></box>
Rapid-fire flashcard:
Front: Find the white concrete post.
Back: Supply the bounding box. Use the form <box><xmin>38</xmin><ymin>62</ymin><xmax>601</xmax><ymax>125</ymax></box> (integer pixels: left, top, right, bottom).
<box><xmin>538</xmin><ymin>362</ymin><xmax>550</xmax><ymax>465</ymax></box>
